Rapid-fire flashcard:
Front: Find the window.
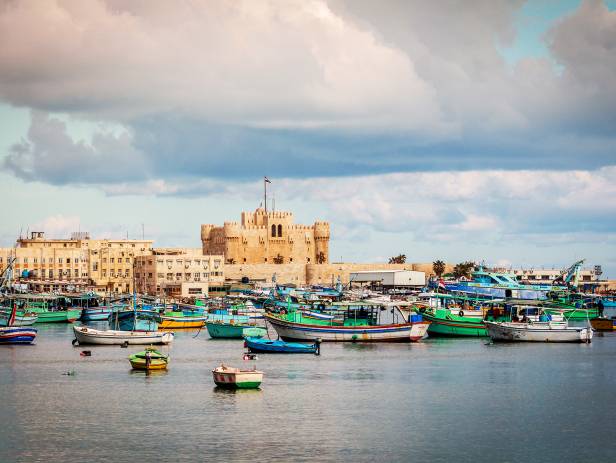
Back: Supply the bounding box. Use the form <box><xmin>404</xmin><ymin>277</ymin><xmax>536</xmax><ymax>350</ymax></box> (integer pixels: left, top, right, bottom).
<box><xmin>66</xmin><ymin>258</ymin><xmax>70</xmax><ymax>264</ymax></box>
<box><xmin>24</xmin><ymin>258</ymin><xmax>28</xmax><ymax>263</ymax></box>
<box><xmin>157</xmin><ymin>273</ymin><xmax>164</xmax><ymax>278</ymax></box>
<box><xmin>93</xmin><ymin>262</ymin><xmax>98</xmax><ymax>271</ymax></box>
<box><xmin>188</xmin><ymin>288</ymin><xmax>202</xmax><ymax>295</ymax></box>
<box><xmin>271</xmin><ymin>224</ymin><xmax>276</xmax><ymax>237</ymax></box>
<box><xmin>110</xmin><ymin>258</ymin><xmax>115</xmax><ymax>263</ymax></box>
<box><xmin>278</xmin><ymin>224</ymin><xmax>282</xmax><ymax>237</ymax></box>
<box><xmin>103</xmin><ymin>258</ymin><xmax>107</xmax><ymax>263</ymax></box>
<box><xmin>34</xmin><ymin>258</ymin><xmax>38</xmax><ymax>263</ymax></box>
<box><xmin>102</xmin><ymin>271</ymin><xmax>107</xmax><ymax>277</ymax></box>
<box><xmin>48</xmin><ymin>270</ymin><xmax>53</xmax><ymax>278</ymax></box>
<box><xmin>117</xmin><ymin>258</ymin><xmax>122</xmax><ymax>263</ymax></box>
<box><xmin>195</xmin><ymin>272</ymin><xmax>200</xmax><ymax>278</ymax></box>
<box><xmin>58</xmin><ymin>258</ymin><xmax>63</xmax><ymax>264</ymax></box>
<box><xmin>148</xmin><ymin>273</ymin><xmax>153</xmax><ymax>278</ymax></box>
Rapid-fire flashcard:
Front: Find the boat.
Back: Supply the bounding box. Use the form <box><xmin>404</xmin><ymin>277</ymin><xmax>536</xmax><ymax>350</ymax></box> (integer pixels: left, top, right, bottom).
<box><xmin>129</xmin><ymin>347</ymin><xmax>169</xmax><ymax>370</ymax></box>
<box><xmin>265</xmin><ymin>302</ymin><xmax>429</xmax><ymax>342</ymax></box>
<box><xmin>0</xmin><ymin>327</ymin><xmax>37</xmax><ymax>344</ymax></box>
<box><xmin>0</xmin><ymin>304</ymin><xmax>37</xmax><ymax>344</ymax></box>
<box><xmin>212</xmin><ymin>364</ymin><xmax>263</xmax><ymax>389</ymax></box>
<box><xmin>590</xmin><ymin>317</ymin><xmax>616</xmax><ymax>331</ymax></box>
<box><xmin>72</xmin><ymin>325</ymin><xmax>174</xmax><ymax>345</ymax></box>
<box><xmin>484</xmin><ymin>320</ymin><xmax>592</xmax><ymax>343</ymax></box>
<box><xmin>206</xmin><ymin>321</ymin><xmax>267</xmax><ymax>339</ymax></box>
<box><xmin>159</xmin><ymin>310</ymin><xmax>208</xmax><ymax>329</ymax></box>
<box><xmin>244</xmin><ymin>336</ymin><xmax>320</xmax><ymax>354</ymax></box>
<box><xmin>0</xmin><ymin>308</ymin><xmax>38</xmax><ymax>326</ymax></box>
<box><xmin>15</xmin><ymin>296</ymin><xmax>81</xmax><ymax>323</ymax></box>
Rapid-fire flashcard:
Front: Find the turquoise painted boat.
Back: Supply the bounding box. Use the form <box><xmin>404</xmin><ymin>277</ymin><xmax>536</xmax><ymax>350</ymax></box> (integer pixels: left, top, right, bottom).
<box><xmin>206</xmin><ymin>321</ymin><xmax>266</xmax><ymax>339</ymax></box>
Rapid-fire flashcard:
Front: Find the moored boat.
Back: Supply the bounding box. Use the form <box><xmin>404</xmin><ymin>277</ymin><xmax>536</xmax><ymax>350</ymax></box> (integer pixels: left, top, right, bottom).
<box><xmin>159</xmin><ymin>312</ymin><xmax>208</xmax><ymax>329</ymax></box>
<box><xmin>72</xmin><ymin>325</ymin><xmax>174</xmax><ymax>345</ymax></box>
<box><xmin>206</xmin><ymin>321</ymin><xmax>266</xmax><ymax>339</ymax></box>
<box><xmin>212</xmin><ymin>364</ymin><xmax>263</xmax><ymax>389</ymax></box>
<box><xmin>0</xmin><ymin>327</ymin><xmax>37</xmax><ymax>344</ymax></box>
<box><xmin>244</xmin><ymin>336</ymin><xmax>320</xmax><ymax>354</ymax></box>
<box><xmin>129</xmin><ymin>347</ymin><xmax>169</xmax><ymax>370</ymax></box>
<box><xmin>484</xmin><ymin>320</ymin><xmax>592</xmax><ymax>343</ymax></box>
<box><xmin>590</xmin><ymin>317</ymin><xmax>616</xmax><ymax>331</ymax></box>
<box><xmin>0</xmin><ymin>309</ymin><xmax>38</xmax><ymax>326</ymax></box>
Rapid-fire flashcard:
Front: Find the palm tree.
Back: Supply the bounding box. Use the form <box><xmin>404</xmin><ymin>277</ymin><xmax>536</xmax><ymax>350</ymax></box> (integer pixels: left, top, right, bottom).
<box><xmin>388</xmin><ymin>254</ymin><xmax>407</xmax><ymax>264</ymax></box>
<box><xmin>433</xmin><ymin>260</ymin><xmax>446</xmax><ymax>277</ymax></box>
<box><xmin>453</xmin><ymin>261</ymin><xmax>475</xmax><ymax>279</ymax></box>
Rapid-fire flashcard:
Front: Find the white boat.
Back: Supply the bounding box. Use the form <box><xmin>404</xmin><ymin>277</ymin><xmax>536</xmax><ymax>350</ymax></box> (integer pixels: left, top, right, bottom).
<box><xmin>484</xmin><ymin>321</ymin><xmax>592</xmax><ymax>343</ymax></box>
<box><xmin>72</xmin><ymin>325</ymin><xmax>174</xmax><ymax>345</ymax></box>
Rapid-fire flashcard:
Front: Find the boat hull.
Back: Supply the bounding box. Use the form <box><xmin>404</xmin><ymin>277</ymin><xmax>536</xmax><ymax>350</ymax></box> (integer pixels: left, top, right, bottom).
<box><xmin>485</xmin><ymin>321</ymin><xmax>592</xmax><ymax>343</ymax></box>
<box><xmin>206</xmin><ymin>322</ymin><xmax>266</xmax><ymax>339</ymax></box>
<box><xmin>33</xmin><ymin>309</ymin><xmax>81</xmax><ymax>323</ymax></box>
<box><xmin>244</xmin><ymin>336</ymin><xmax>318</xmax><ymax>354</ymax></box>
<box><xmin>265</xmin><ymin>315</ymin><xmax>429</xmax><ymax>342</ymax></box>
<box><xmin>0</xmin><ymin>313</ymin><xmax>38</xmax><ymax>327</ymax></box>
<box><xmin>0</xmin><ymin>327</ymin><xmax>37</xmax><ymax>344</ymax></box>
<box><xmin>421</xmin><ymin>313</ymin><xmax>487</xmax><ymax>337</ymax></box>
<box><xmin>73</xmin><ymin>325</ymin><xmax>174</xmax><ymax>345</ymax></box>
<box><xmin>590</xmin><ymin>318</ymin><xmax>616</xmax><ymax>331</ymax></box>
<box><xmin>159</xmin><ymin>316</ymin><xmax>207</xmax><ymax>329</ymax></box>
<box><xmin>80</xmin><ymin>308</ymin><xmax>113</xmax><ymax>322</ymax></box>
<box><xmin>212</xmin><ymin>369</ymin><xmax>263</xmax><ymax>389</ymax></box>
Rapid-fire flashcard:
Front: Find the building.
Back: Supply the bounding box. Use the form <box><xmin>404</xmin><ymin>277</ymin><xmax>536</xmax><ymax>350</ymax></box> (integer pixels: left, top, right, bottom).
<box><xmin>0</xmin><ymin>231</ymin><xmax>153</xmax><ymax>293</ymax></box>
<box><xmin>349</xmin><ymin>270</ymin><xmax>426</xmax><ymax>288</ymax></box>
<box><xmin>201</xmin><ymin>208</ymin><xmax>329</xmax><ymax>265</ymax></box>
<box><xmin>134</xmin><ymin>249</ymin><xmax>224</xmax><ymax>298</ymax></box>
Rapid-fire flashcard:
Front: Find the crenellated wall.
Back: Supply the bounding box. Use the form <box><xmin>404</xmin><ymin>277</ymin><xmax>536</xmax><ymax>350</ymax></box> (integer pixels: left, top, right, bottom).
<box><xmin>202</xmin><ymin>208</ymin><xmax>329</xmax><ymax>265</ymax></box>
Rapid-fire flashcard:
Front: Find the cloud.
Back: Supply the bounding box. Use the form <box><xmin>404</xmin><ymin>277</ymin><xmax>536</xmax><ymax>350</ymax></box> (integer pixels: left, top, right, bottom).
<box><xmin>31</xmin><ymin>214</ymin><xmax>81</xmax><ymax>239</ymax></box>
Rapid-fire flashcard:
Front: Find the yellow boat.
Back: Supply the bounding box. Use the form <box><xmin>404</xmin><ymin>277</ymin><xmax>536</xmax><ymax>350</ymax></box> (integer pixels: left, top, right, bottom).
<box><xmin>159</xmin><ymin>314</ymin><xmax>207</xmax><ymax>329</ymax></box>
<box><xmin>129</xmin><ymin>347</ymin><xmax>169</xmax><ymax>370</ymax></box>
<box><xmin>590</xmin><ymin>317</ymin><xmax>616</xmax><ymax>331</ymax></box>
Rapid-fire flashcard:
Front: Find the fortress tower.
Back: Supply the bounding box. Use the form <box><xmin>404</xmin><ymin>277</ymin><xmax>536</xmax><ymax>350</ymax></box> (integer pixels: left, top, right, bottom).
<box><xmin>201</xmin><ymin>208</ymin><xmax>329</xmax><ymax>265</ymax></box>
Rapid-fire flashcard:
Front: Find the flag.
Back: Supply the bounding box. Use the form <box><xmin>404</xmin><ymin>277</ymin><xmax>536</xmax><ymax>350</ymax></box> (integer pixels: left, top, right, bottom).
<box><xmin>438</xmin><ymin>278</ymin><xmax>446</xmax><ymax>290</ymax></box>
<box><xmin>8</xmin><ymin>302</ymin><xmax>17</xmax><ymax>327</ymax></box>
<box><xmin>264</xmin><ymin>176</ymin><xmax>271</xmax><ymax>183</ymax></box>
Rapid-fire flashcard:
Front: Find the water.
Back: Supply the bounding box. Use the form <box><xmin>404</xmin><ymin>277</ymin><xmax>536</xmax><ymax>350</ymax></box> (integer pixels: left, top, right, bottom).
<box><xmin>1</xmin><ymin>324</ymin><xmax>615</xmax><ymax>463</ymax></box>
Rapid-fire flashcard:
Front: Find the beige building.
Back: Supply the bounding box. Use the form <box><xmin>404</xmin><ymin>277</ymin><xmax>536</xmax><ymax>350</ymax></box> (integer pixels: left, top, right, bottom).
<box><xmin>201</xmin><ymin>208</ymin><xmax>329</xmax><ymax>265</ymax></box>
<box><xmin>134</xmin><ymin>249</ymin><xmax>224</xmax><ymax>298</ymax></box>
<box><xmin>0</xmin><ymin>231</ymin><xmax>153</xmax><ymax>293</ymax></box>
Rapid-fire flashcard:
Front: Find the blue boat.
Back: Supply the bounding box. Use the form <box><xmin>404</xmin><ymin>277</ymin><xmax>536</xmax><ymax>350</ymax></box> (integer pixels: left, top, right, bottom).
<box><xmin>0</xmin><ymin>327</ymin><xmax>37</xmax><ymax>344</ymax></box>
<box><xmin>244</xmin><ymin>336</ymin><xmax>320</xmax><ymax>354</ymax></box>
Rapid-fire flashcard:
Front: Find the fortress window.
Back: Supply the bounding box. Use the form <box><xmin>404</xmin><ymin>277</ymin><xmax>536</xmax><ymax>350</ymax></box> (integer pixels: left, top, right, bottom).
<box><xmin>271</xmin><ymin>225</ymin><xmax>276</xmax><ymax>237</ymax></box>
<box><xmin>277</xmin><ymin>224</ymin><xmax>282</xmax><ymax>237</ymax></box>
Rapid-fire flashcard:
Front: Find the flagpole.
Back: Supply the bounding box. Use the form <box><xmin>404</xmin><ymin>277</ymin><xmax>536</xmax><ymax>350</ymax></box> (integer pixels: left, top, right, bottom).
<box><xmin>264</xmin><ymin>177</ymin><xmax>267</xmax><ymax>213</ymax></box>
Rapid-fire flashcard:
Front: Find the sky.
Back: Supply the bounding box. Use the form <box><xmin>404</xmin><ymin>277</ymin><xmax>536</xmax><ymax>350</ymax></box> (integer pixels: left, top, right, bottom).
<box><xmin>0</xmin><ymin>0</ymin><xmax>615</xmax><ymax>277</ymax></box>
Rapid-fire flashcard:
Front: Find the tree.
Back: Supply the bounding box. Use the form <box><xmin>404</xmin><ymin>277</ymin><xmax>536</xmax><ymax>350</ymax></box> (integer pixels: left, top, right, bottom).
<box><xmin>388</xmin><ymin>254</ymin><xmax>407</xmax><ymax>264</ymax></box>
<box><xmin>452</xmin><ymin>261</ymin><xmax>475</xmax><ymax>279</ymax></box>
<box><xmin>316</xmin><ymin>251</ymin><xmax>326</xmax><ymax>264</ymax></box>
<box><xmin>433</xmin><ymin>260</ymin><xmax>446</xmax><ymax>278</ymax></box>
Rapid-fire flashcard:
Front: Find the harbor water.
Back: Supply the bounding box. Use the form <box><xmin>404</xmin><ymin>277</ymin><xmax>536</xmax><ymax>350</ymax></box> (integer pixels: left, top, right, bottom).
<box><xmin>1</xmin><ymin>324</ymin><xmax>615</xmax><ymax>463</ymax></box>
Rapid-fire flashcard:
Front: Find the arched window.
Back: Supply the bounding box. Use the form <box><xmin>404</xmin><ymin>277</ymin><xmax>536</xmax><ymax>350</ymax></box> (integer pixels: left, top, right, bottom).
<box><xmin>277</xmin><ymin>224</ymin><xmax>283</xmax><ymax>237</ymax></box>
<box><xmin>271</xmin><ymin>224</ymin><xmax>276</xmax><ymax>237</ymax></box>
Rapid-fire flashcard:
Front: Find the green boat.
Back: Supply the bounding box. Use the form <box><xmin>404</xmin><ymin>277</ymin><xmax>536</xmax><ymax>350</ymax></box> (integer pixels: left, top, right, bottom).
<box><xmin>25</xmin><ymin>301</ymin><xmax>81</xmax><ymax>323</ymax></box>
<box><xmin>206</xmin><ymin>321</ymin><xmax>266</xmax><ymax>339</ymax></box>
<box><xmin>420</xmin><ymin>308</ymin><xmax>489</xmax><ymax>336</ymax></box>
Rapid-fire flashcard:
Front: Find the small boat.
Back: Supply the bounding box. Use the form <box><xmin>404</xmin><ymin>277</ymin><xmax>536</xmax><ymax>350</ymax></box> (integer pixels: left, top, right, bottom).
<box><xmin>590</xmin><ymin>317</ymin><xmax>616</xmax><ymax>331</ymax></box>
<box><xmin>212</xmin><ymin>364</ymin><xmax>263</xmax><ymax>389</ymax></box>
<box><xmin>80</xmin><ymin>307</ymin><xmax>115</xmax><ymax>322</ymax></box>
<box><xmin>244</xmin><ymin>336</ymin><xmax>320</xmax><ymax>354</ymax></box>
<box><xmin>0</xmin><ymin>327</ymin><xmax>37</xmax><ymax>344</ymax></box>
<box><xmin>72</xmin><ymin>325</ymin><xmax>174</xmax><ymax>345</ymax></box>
<box><xmin>0</xmin><ymin>309</ymin><xmax>38</xmax><ymax>326</ymax></box>
<box><xmin>484</xmin><ymin>321</ymin><xmax>593</xmax><ymax>343</ymax></box>
<box><xmin>129</xmin><ymin>347</ymin><xmax>169</xmax><ymax>370</ymax></box>
<box><xmin>206</xmin><ymin>321</ymin><xmax>267</xmax><ymax>339</ymax></box>
<box><xmin>159</xmin><ymin>312</ymin><xmax>208</xmax><ymax>329</ymax></box>
<box><xmin>108</xmin><ymin>309</ymin><xmax>161</xmax><ymax>331</ymax></box>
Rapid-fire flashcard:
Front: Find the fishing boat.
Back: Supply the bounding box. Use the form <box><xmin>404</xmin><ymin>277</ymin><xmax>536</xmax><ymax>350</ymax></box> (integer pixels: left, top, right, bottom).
<box><xmin>108</xmin><ymin>309</ymin><xmax>161</xmax><ymax>331</ymax></box>
<box><xmin>265</xmin><ymin>302</ymin><xmax>429</xmax><ymax>342</ymax></box>
<box><xmin>0</xmin><ymin>305</ymin><xmax>37</xmax><ymax>344</ymax></box>
<box><xmin>159</xmin><ymin>310</ymin><xmax>208</xmax><ymax>329</ymax></box>
<box><xmin>244</xmin><ymin>336</ymin><xmax>320</xmax><ymax>354</ymax></box>
<box><xmin>212</xmin><ymin>364</ymin><xmax>263</xmax><ymax>389</ymax></box>
<box><xmin>206</xmin><ymin>321</ymin><xmax>266</xmax><ymax>339</ymax></box>
<box><xmin>484</xmin><ymin>320</ymin><xmax>592</xmax><ymax>343</ymax></box>
<box><xmin>590</xmin><ymin>317</ymin><xmax>616</xmax><ymax>331</ymax></box>
<box><xmin>0</xmin><ymin>308</ymin><xmax>38</xmax><ymax>326</ymax></box>
<box><xmin>0</xmin><ymin>327</ymin><xmax>37</xmax><ymax>344</ymax></box>
<box><xmin>72</xmin><ymin>325</ymin><xmax>174</xmax><ymax>345</ymax></box>
<box><xmin>129</xmin><ymin>347</ymin><xmax>169</xmax><ymax>370</ymax></box>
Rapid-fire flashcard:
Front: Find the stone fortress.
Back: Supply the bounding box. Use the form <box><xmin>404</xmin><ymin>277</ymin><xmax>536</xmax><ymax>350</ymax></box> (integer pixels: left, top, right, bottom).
<box><xmin>201</xmin><ymin>208</ymin><xmax>329</xmax><ymax>265</ymax></box>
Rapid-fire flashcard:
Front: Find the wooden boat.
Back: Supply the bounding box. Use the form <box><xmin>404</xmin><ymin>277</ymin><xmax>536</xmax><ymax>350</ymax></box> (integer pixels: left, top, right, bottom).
<box><xmin>590</xmin><ymin>317</ymin><xmax>616</xmax><ymax>331</ymax></box>
<box><xmin>0</xmin><ymin>309</ymin><xmax>38</xmax><ymax>326</ymax></box>
<box><xmin>244</xmin><ymin>336</ymin><xmax>320</xmax><ymax>354</ymax></box>
<box><xmin>108</xmin><ymin>309</ymin><xmax>161</xmax><ymax>331</ymax></box>
<box><xmin>265</xmin><ymin>302</ymin><xmax>429</xmax><ymax>342</ymax></box>
<box><xmin>0</xmin><ymin>327</ymin><xmax>37</xmax><ymax>344</ymax></box>
<box><xmin>72</xmin><ymin>325</ymin><xmax>174</xmax><ymax>345</ymax></box>
<box><xmin>484</xmin><ymin>321</ymin><xmax>593</xmax><ymax>343</ymax></box>
<box><xmin>80</xmin><ymin>307</ymin><xmax>115</xmax><ymax>322</ymax></box>
<box><xmin>159</xmin><ymin>313</ymin><xmax>208</xmax><ymax>329</ymax></box>
<box><xmin>206</xmin><ymin>321</ymin><xmax>266</xmax><ymax>339</ymax></box>
<box><xmin>21</xmin><ymin>298</ymin><xmax>81</xmax><ymax>323</ymax></box>
<box><xmin>129</xmin><ymin>347</ymin><xmax>169</xmax><ymax>370</ymax></box>
<box><xmin>212</xmin><ymin>364</ymin><xmax>263</xmax><ymax>389</ymax></box>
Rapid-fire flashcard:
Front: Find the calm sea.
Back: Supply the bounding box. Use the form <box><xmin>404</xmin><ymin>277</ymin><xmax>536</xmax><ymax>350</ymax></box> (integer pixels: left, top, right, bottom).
<box><xmin>1</xmin><ymin>323</ymin><xmax>615</xmax><ymax>463</ymax></box>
